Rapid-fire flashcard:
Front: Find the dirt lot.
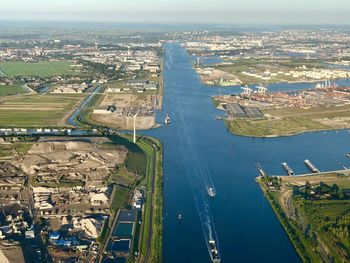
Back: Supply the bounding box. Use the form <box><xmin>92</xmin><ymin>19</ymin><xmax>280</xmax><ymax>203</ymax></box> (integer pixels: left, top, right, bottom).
<box><xmin>18</xmin><ymin>137</ymin><xmax>128</xmax><ymax>187</ymax></box>
<box><xmin>316</xmin><ymin>117</ymin><xmax>350</xmax><ymax>129</ymax></box>
<box><xmin>0</xmin><ymin>243</ymin><xmax>25</xmax><ymax>263</ymax></box>
<box><xmin>196</xmin><ymin>67</ymin><xmax>241</xmax><ymax>86</ymax></box>
<box><xmin>279</xmin><ymin>171</ymin><xmax>350</xmax><ymax>186</ymax></box>
<box><xmin>91</xmin><ymin>93</ymin><xmax>156</xmax><ymax>130</ymax></box>
<box><xmin>99</xmin><ymin>93</ymin><xmax>155</xmax><ymax>108</ymax></box>
<box><xmin>92</xmin><ymin>113</ymin><xmax>155</xmax><ymax>130</ymax></box>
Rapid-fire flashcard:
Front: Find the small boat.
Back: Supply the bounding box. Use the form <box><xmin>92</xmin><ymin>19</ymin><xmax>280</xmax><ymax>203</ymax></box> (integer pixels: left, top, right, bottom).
<box><xmin>346</xmin><ymin>153</ymin><xmax>350</xmax><ymax>159</ymax></box>
<box><xmin>207</xmin><ymin>187</ymin><xmax>216</xmax><ymax>197</ymax></box>
<box><xmin>209</xmin><ymin>239</ymin><xmax>221</xmax><ymax>263</ymax></box>
<box><xmin>165</xmin><ymin>114</ymin><xmax>171</xmax><ymax>124</ymax></box>
<box><xmin>178</xmin><ymin>213</ymin><xmax>182</xmax><ymax>220</ymax></box>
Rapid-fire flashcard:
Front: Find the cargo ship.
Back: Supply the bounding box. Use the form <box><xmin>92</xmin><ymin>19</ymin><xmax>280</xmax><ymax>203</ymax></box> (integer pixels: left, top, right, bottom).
<box><xmin>282</xmin><ymin>162</ymin><xmax>294</xmax><ymax>176</ymax></box>
<box><xmin>209</xmin><ymin>239</ymin><xmax>221</xmax><ymax>263</ymax></box>
<box><xmin>165</xmin><ymin>114</ymin><xmax>171</xmax><ymax>124</ymax></box>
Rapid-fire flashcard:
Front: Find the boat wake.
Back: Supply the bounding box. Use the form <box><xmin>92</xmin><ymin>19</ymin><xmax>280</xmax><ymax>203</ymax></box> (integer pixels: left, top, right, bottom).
<box><xmin>204</xmin><ymin>166</ymin><xmax>217</xmax><ymax>197</ymax></box>
<box><xmin>177</xmin><ymin>111</ymin><xmax>221</xmax><ymax>262</ymax></box>
<box><xmin>163</xmin><ymin>44</ymin><xmax>221</xmax><ymax>262</ymax></box>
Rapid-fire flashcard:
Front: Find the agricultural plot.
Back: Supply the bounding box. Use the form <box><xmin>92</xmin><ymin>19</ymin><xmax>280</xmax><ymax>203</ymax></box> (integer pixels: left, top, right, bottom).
<box><xmin>0</xmin><ymin>94</ymin><xmax>86</xmax><ymax>127</ymax></box>
<box><xmin>0</xmin><ymin>61</ymin><xmax>79</xmax><ymax>77</ymax></box>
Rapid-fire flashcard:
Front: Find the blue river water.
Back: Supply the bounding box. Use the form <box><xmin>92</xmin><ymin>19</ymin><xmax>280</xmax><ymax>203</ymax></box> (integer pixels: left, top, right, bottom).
<box><xmin>142</xmin><ymin>43</ymin><xmax>350</xmax><ymax>263</ymax></box>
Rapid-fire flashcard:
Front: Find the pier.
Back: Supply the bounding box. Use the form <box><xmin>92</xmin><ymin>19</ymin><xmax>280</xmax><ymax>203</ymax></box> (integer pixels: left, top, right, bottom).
<box><xmin>256</xmin><ymin>163</ymin><xmax>267</xmax><ymax>177</ymax></box>
<box><xmin>304</xmin><ymin>159</ymin><xmax>320</xmax><ymax>173</ymax></box>
<box><xmin>282</xmin><ymin>162</ymin><xmax>294</xmax><ymax>176</ymax></box>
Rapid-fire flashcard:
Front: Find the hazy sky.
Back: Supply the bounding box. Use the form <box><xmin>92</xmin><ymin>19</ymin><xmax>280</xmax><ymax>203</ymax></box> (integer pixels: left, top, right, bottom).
<box><xmin>1</xmin><ymin>0</ymin><xmax>350</xmax><ymax>25</ymax></box>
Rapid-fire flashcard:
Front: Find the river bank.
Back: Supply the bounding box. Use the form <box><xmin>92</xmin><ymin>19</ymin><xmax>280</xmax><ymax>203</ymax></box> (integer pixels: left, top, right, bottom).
<box><xmin>224</xmin><ymin>118</ymin><xmax>350</xmax><ymax>138</ymax></box>
<box><xmin>257</xmin><ymin>171</ymin><xmax>350</xmax><ymax>262</ymax></box>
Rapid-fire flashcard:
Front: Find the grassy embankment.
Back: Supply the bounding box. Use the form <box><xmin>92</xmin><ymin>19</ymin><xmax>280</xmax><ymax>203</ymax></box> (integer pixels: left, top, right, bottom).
<box><xmin>136</xmin><ymin>136</ymin><xmax>163</xmax><ymax>263</ymax></box>
<box><xmin>0</xmin><ymin>84</ymin><xmax>28</xmax><ymax>96</ymax></box>
<box><xmin>258</xmin><ymin>177</ymin><xmax>319</xmax><ymax>263</ymax></box>
<box><xmin>258</xmin><ymin>173</ymin><xmax>350</xmax><ymax>262</ymax></box>
<box><xmin>0</xmin><ymin>93</ymin><xmax>86</xmax><ymax>127</ymax></box>
<box><xmin>224</xmin><ymin>105</ymin><xmax>350</xmax><ymax>137</ymax></box>
<box><xmin>99</xmin><ymin>134</ymin><xmax>163</xmax><ymax>263</ymax></box>
<box><xmin>0</xmin><ymin>61</ymin><xmax>78</xmax><ymax>77</ymax></box>
<box><xmin>0</xmin><ymin>138</ymin><xmax>35</xmax><ymax>158</ymax></box>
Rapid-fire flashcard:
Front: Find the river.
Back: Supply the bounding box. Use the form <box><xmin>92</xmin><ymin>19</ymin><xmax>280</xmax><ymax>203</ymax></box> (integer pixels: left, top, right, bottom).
<box><xmin>142</xmin><ymin>43</ymin><xmax>350</xmax><ymax>263</ymax></box>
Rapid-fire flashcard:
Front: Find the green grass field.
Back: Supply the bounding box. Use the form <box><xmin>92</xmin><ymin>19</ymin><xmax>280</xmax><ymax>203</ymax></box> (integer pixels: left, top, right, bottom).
<box><xmin>265</xmin><ymin>105</ymin><xmax>350</xmax><ymax>119</ymax></box>
<box><xmin>109</xmin><ymin>167</ymin><xmax>138</xmax><ymax>187</ymax></box>
<box><xmin>0</xmin><ymin>94</ymin><xmax>86</xmax><ymax>127</ymax></box>
<box><xmin>226</xmin><ymin>117</ymin><xmax>329</xmax><ymax>137</ymax></box>
<box><xmin>224</xmin><ymin>104</ymin><xmax>350</xmax><ymax>137</ymax></box>
<box><xmin>0</xmin><ymin>141</ymin><xmax>33</xmax><ymax>158</ymax></box>
<box><xmin>0</xmin><ymin>84</ymin><xmax>28</xmax><ymax>96</ymax></box>
<box><xmin>110</xmin><ymin>185</ymin><xmax>131</xmax><ymax>212</ymax></box>
<box><xmin>0</xmin><ymin>61</ymin><xmax>79</xmax><ymax>77</ymax></box>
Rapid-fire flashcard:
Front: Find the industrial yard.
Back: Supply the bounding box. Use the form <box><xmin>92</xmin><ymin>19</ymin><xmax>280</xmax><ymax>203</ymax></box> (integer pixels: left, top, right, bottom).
<box><xmin>89</xmin><ymin>52</ymin><xmax>163</xmax><ymax>130</ymax></box>
<box><xmin>197</xmin><ymin>59</ymin><xmax>350</xmax><ymax>86</ymax></box>
<box><xmin>185</xmin><ymin>30</ymin><xmax>350</xmax><ymax>86</ymax></box>
<box><xmin>214</xmin><ymin>85</ymin><xmax>350</xmax><ymax>137</ymax></box>
<box><xmin>91</xmin><ymin>93</ymin><xmax>157</xmax><ymax>130</ymax></box>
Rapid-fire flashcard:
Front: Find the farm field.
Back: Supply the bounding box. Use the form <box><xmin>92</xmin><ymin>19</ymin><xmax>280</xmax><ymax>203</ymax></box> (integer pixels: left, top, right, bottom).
<box><xmin>0</xmin><ymin>84</ymin><xmax>28</xmax><ymax>96</ymax></box>
<box><xmin>0</xmin><ymin>93</ymin><xmax>86</xmax><ymax>127</ymax></box>
<box><xmin>0</xmin><ymin>61</ymin><xmax>79</xmax><ymax>77</ymax></box>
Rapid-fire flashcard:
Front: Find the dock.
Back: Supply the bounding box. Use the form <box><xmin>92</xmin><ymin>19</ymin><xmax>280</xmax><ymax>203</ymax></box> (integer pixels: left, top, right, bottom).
<box><xmin>282</xmin><ymin>162</ymin><xmax>294</xmax><ymax>176</ymax></box>
<box><xmin>256</xmin><ymin>163</ymin><xmax>267</xmax><ymax>177</ymax></box>
<box><xmin>304</xmin><ymin>159</ymin><xmax>320</xmax><ymax>173</ymax></box>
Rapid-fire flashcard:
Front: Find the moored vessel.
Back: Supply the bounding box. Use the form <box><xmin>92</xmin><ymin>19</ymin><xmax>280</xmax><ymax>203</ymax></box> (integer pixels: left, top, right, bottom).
<box><xmin>282</xmin><ymin>162</ymin><xmax>294</xmax><ymax>176</ymax></box>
